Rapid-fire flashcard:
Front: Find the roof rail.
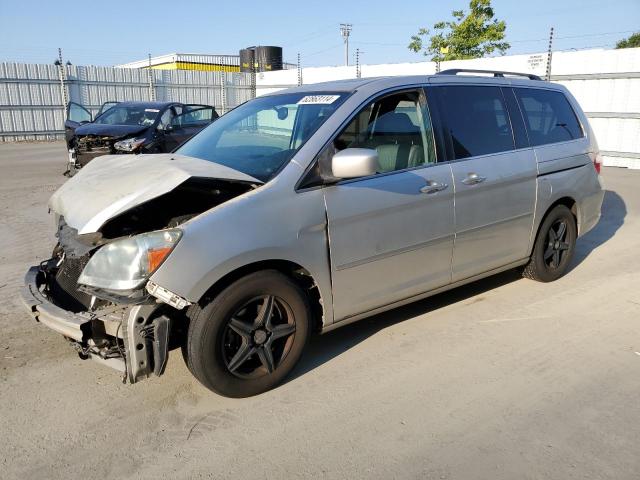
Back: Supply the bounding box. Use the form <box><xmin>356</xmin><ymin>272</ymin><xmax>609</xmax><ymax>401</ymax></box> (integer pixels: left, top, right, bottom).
<box><xmin>437</xmin><ymin>68</ymin><xmax>543</xmax><ymax>81</ymax></box>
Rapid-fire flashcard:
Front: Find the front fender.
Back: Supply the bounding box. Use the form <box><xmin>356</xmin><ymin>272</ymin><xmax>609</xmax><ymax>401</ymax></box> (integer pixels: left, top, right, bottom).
<box><xmin>150</xmin><ymin>181</ymin><xmax>335</xmax><ymax>325</ymax></box>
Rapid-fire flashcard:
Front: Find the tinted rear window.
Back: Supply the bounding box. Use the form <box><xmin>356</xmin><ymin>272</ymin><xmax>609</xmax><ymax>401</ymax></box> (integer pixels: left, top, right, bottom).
<box><xmin>514</xmin><ymin>88</ymin><xmax>583</xmax><ymax>146</ymax></box>
<box><xmin>437</xmin><ymin>86</ymin><xmax>514</xmax><ymax>160</ymax></box>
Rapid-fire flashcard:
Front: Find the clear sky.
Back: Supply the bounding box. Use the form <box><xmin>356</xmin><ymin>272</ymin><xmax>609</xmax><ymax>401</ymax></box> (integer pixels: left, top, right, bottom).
<box><xmin>1</xmin><ymin>0</ymin><xmax>638</xmax><ymax>67</ymax></box>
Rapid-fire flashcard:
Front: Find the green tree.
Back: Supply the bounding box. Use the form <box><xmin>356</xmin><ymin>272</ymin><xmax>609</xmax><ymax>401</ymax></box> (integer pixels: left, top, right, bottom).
<box><xmin>408</xmin><ymin>0</ymin><xmax>510</xmax><ymax>62</ymax></box>
<box><xmin>616</xmin><ymin>32</ymin><xmax>640</xmax><ymax>49</ymax></box>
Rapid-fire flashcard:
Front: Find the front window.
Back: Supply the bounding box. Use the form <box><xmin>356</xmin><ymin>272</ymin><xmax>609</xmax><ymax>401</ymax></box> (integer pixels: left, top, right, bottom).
<box><xmin>333</xmin><ymin>90</ymin><xmax>436</xmax><ymax>172</ymax></box>
<box><xmin>176</xmin><ymin>92</ymin><xmax>348</xmax><ymax>182</ymax></box>
<box><xmin>157</xmin><ymin>108</ymin><xmax>175</xmax><ymax>130</ymax></box>
<box><xmin>93</xmin><ymin>105</ymin><xmax>161</xmax><ymax>127</ymax></box>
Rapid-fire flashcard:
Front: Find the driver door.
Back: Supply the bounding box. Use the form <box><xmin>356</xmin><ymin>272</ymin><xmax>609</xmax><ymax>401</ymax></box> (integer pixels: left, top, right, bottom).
<box><xmin>65</xmin><ymin>102</ymin><xmax>92</xmax><ymax>146</ymax></box>
<box><xmin>322</xmin><ymin>88</ymin><xmax>455</xmax><ymax>321</ymax></box>
<box><xmin>156</xmin><ymin>106</ymin><xmax>180</xmax><ymax>152</ymax></box>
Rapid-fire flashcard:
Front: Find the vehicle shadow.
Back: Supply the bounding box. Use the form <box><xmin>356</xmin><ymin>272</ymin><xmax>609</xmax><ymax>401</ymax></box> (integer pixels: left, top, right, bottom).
<box><xmin>289</xmin><ymin>268</ymin><xmax>522</xmax><ymax>382</ymax></box>
<box><xmin>289</xmin><ymin>190</ymin><xmax>625</xmax><ymax>383</ymax></box>
<box><xmin>569</xmin><ymin>189</ymin><xmax>626</xmax><ymax>270</ymax></box>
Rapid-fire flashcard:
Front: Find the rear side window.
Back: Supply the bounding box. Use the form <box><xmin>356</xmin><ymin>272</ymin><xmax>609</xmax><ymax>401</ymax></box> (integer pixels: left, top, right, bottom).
<box><xmin>514</xmin><ymin>88</ymin><xmax>583</xmax><ymax>146</ymax></box>
<box><xmin>436</xmin><ymin>86</ymin><xmax>514</xmax><ymax>160</ymax></box>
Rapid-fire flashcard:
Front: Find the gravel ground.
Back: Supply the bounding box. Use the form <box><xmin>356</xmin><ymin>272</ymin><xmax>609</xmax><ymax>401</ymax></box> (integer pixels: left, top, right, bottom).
<box><xmin>1</xmin><ymin>142</ymin><xmax>639</xmax><ymax>480</ymax></box>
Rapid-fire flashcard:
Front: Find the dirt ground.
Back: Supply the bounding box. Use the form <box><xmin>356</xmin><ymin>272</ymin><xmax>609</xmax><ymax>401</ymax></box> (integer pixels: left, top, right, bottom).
<box><xmin>1</xmin><ymin>142</ymin><xmax>639</xmax><ymax>480</ymax></box>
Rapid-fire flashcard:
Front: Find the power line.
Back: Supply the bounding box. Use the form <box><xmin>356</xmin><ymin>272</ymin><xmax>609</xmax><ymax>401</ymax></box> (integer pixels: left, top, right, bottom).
<box><xmin>509</xmin><ymin>29</ymin><xmax>637</xmax><ymax>44</ymax></box>
<box><xmin>349</xmin><ymin>29</ymin><xmax>637</xmax><ymax>49</ymax></box>
<box><xmin>302</xmin><ymin>43</ymin><xmax>344</xmax><ymax>59</ymax></box>
<box><xmin>279</xmin><ymin>26</ymin><xmax>335</xmax><ymax>48</ymax></box>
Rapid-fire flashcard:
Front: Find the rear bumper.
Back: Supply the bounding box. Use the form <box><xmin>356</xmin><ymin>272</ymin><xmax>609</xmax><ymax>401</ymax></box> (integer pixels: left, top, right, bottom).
<box><xmin>578</xmin><ymin>177</ymin><xmax>605</xmax><ymax>237</ymax></box>
<box><xmin>21</xmin><ymin>266</ymin><xmax>90</xmax><ymax>341</ymax></box>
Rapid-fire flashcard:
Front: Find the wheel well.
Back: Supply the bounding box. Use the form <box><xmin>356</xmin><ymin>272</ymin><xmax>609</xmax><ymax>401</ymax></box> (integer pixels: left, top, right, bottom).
<box><xmin>532</xmin><ymin>196</ymin><xmax>578</xmax><ymax>248</ymax></box>
<box><xmin>198</xmin><ymin>260</ymin><xmax>324</xmax><ymax>333</ymax></box>
<box><xmin>552</xmin><ymin>196</ymin><xmax>578</xmax><ymax>220</ymax></box>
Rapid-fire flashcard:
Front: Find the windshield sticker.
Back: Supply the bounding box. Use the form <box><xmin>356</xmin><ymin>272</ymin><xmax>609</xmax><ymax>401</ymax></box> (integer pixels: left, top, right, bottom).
<box><xmin>145</xmin><ymin>108</ymin><xmax>160</xmax><ymax>112</ymax></box>
<box><xmin>297</xmin><ymin>95</ymin><xmax>340</xmax><ymax>105</ymax></box>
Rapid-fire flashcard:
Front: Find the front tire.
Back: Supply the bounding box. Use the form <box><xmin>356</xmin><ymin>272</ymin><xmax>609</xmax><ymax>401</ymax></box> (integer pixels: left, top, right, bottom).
<box><xmin>522</xmin><ymin>205</ymin><xmax>577</xmax><ymax>282</ymax></box>
<box><xmin>185</xmin><ymin>270</ymin><xmax>311</xmax><ymax>397</ymax></box>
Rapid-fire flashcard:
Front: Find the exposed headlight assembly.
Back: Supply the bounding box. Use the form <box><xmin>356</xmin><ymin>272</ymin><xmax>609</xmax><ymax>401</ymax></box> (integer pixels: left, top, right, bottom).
<box><xmin>114</xmin><ymin>137</ymin><xmax>146</xmax><ymax>152</ymax></box>
<box><xmin>78</xmin><ymin>230</ymin><xmax>181</xmax><ymax>291</ymax></box>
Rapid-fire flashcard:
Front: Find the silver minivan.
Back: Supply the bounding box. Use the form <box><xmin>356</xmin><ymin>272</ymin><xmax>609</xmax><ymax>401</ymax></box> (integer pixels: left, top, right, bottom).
<box><xmin>22</xmin><ymin>70</ymin><xmax>604</xmax><ymax>397</ymax></box>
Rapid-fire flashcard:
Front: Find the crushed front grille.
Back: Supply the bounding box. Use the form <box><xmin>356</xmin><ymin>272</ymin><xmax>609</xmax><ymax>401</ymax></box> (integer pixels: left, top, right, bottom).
<box><xmin>50</xmin><ymin>255</ymin><xmax>93</xmax><ymax>312</ymax></box>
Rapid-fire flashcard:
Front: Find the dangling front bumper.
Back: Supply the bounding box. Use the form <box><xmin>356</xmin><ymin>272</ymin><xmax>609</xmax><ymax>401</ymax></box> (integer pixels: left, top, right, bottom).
<box><xmin>21</xmin><ymin>264</ymin><xmax>171</xmax><ymax>383</ymax></box>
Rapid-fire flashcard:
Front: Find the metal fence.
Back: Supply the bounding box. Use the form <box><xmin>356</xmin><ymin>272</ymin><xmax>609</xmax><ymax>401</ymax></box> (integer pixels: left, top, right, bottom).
<box><xmin>552</xmin><ymin>72</ymin><xmax>640</xmax><ymax>168</ymax></box>
<box><xmin>0</xmin><ymin>62</ymin><xmax>256</xmax><ymax>141</ymax></box>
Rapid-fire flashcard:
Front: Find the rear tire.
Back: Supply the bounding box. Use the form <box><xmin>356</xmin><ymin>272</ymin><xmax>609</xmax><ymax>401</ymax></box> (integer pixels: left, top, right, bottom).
<box><xmin>522</xmin><ymin>205</ymin><xmax>577</xmax><ymax>282</ymax></box>
<box><xmin>184</xmin><ymin>270</ymin><xmax>311</xmax><ymax>397</ymax></box>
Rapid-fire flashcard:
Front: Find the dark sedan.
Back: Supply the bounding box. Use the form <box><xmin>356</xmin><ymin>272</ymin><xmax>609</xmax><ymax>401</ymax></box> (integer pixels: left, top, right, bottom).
<box><xmin>64</xmin><ymin>101</ymin><xmax>218</xmax><ymax>175</ymax></box>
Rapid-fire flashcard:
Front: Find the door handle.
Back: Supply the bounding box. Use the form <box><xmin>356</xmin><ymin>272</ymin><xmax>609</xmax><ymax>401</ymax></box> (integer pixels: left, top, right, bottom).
<box><xmin>420</xmin><ymin>180</ymin><xmax>449</xmax><ymax>194</ymax></box>
<box><xmin>461</xmin><ymin>172</ymin><xmax>487</xmax><ymax>185</ymax></box>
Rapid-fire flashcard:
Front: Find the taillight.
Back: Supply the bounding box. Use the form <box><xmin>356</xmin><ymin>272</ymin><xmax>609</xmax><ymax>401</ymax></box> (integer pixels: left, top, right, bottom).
<box><xmin>593</xmin><ymin>152</ymin><xmax>602</xmax><ymax>174</ymax></box>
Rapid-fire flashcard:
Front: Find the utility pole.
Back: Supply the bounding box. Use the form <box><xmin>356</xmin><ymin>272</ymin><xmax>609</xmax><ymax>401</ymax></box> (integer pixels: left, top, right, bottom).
<box><xmin>250</xmin><ymin>54</ymin><xmax>256</xmax><ymax>100</ymax></box>
<box><xmin>545</xmin><ymin>27</ymin><xmax>554</xmax><ymax>81</ymax></box>
<box><xmin>57</xmin><ymin>48</ymin><xmax>69</xmax><ymax>121</ymax></box>
<box><xmin>355</xmin><ymin>48</ymin><xmax>362</xmax><ymax>78</ymax></box>
<box><xmin>147</xmin><ymin>53</ymin><xmax>156</xmax><ymax>101</ymax></box>
<box><xmin>220</xmin><ymin>71</ymin><xmax>227</xmax><ymax>115</ymax></box>
<box><xmin>340</xmin><ymin>23</ymin><xmax>352</xmax><ymax>66</ymax></box>
<box><xmin>297</xmin><ymin>52</ymin><xmax>302</xmax><ymax>86</ymax></box>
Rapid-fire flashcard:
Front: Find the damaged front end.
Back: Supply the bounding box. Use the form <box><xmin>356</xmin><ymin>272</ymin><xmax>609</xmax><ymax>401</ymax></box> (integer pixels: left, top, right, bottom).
<box><xmin>22</xmin><ymin>164</ymin><xmax>259</xmax><ymax>384</ymax></box>
<box><xmin>22</xmin><ymin>221</ymin><xmax>187</xmax><ymax>383</ymax></box>
<box><xmin>74</xmin><ymin>134</ymin><xmax>117</xmax><ymax>168</ymax></box>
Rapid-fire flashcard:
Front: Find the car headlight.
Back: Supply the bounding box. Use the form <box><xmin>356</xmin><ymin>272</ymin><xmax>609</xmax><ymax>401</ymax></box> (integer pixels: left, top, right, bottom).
<box><xmin>114</xmin><ymin>137</ymin><xmax>146</xmax><ymax>152</ymax></box>
<box><xmin>78</xmin><ymin>229</ymin><xmax>182</xmax><ymax>291</ymax></box>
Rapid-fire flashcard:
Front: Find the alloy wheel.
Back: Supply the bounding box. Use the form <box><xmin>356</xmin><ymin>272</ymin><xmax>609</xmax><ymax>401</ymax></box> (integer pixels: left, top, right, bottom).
<box><xmin>221</xmin><ymin>295</ymin><xmax>296</xmax><ymax>379</ymax></box>
<box><xmin>544</xmin><ymin>219</ymin><xmax>571</xmax><ymax>269</ymax></box>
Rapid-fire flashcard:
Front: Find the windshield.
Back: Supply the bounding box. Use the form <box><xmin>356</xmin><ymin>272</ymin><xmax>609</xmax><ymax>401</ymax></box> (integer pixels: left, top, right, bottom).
<box><xmin>93</xmin><ymin>105</ymin><xmax>161</xmax><ymax>126</ymax></box>
<box><xmin>176</xmin><ymin>92</ymin><xmax>348</xmax><ymax>182</ymax></box>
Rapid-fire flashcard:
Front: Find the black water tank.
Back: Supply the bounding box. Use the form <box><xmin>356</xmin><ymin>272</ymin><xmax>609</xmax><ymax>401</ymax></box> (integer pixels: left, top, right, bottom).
<box><xmin>239</xmin><ymin>46</ymin><xmax>283</xmax><ymax>72</ymax></box>
<box><xmin>255</xmin><ymin>46</ymin><xmax>283</xmax><ymax>72</ymax></box>
<box><xmin>239</xmin><ymin>48</ymin><xmax>255</xmax><ymax>72</ymax></box>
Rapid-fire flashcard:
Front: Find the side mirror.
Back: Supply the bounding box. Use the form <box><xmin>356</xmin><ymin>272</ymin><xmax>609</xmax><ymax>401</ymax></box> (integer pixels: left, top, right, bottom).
<box><xmin>275</xmin><ymin>106</ymin><xmax>289</xmax><ymax>120</ymax></box>
<box><xmin>163</xmin><ymin>123</ymin><xmax>174</xmax><ymax>133</ymax></box>
<box><xmin>331</xmin><ymin>148</ymin><xmax>379</xmax><ymax>179</ymax></box>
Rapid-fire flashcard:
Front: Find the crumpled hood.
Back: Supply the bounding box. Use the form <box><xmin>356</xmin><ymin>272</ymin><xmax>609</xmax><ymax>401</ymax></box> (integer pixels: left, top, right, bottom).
<box><xmin>74</xmin><ymin>123</ymin><xmax>149</xmax><ymax>139</ymax></box>
<box><xmin>49</xmin><ymin>153</ymin><xmax>261</xmax><ymax>235</ymax></box>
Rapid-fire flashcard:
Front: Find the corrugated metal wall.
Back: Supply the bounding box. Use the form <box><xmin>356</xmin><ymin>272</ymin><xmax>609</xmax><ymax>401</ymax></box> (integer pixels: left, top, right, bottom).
<box><xmin>0</xmin><ymin>63</ymin><xmax>65</xmax><ymax>141</ymax></box>
<box><xmin>553</xmin><ymin>73</ymin><xmax>640</xmax><ymax>168</ymax></box>
<box><xmin>0</xmin><ymin>63</ymin><xmax>255</xmax><ymax>141</ymax></box>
